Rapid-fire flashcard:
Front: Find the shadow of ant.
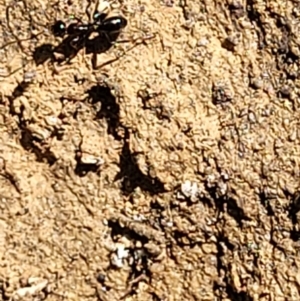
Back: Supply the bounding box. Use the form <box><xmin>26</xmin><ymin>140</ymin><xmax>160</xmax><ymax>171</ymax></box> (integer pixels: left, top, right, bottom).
<box><xmin>115</xmin><ymin>128</ymin><xmax>167</xmax><ymax>196</ymax></box>
<box><xmin>86</xmin><ymin>83</ymin><xmax>122</xmax><ymax>140</ymax></box>
<box><xmin>32</xmin><ymin>31</ymin><xmax>122</xmax><ymax>70</ymax></box>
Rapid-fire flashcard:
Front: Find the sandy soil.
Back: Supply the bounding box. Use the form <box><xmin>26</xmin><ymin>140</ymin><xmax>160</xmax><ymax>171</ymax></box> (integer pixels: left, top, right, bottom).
<box><xmin>0</xmin><ymin>0</ymin><xmax>300</xmax><ymax>300</ymax></box>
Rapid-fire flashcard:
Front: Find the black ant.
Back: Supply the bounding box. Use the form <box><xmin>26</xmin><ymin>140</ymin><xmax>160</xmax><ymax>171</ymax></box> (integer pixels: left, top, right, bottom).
<box><xmin>46</xmin><ymin>11</ymin><xmax>133</xmax><ymax>71</ymax></box>
<box><xmin>0</xmin><ymin>1</ymin><xmax>155</xmax><ymax>77</ymax></box>
<box><xmin>50</xmin><ymin>11</ymin><xmax>127</xmax><ymax>52</ymax></box>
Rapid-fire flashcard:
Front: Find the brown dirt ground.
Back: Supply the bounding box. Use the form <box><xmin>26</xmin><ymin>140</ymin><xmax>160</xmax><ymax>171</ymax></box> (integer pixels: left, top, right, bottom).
<box><xmin>1</xmin><ymin>0</ymin><xmax>300</xmax><ymax>300</ymax></box>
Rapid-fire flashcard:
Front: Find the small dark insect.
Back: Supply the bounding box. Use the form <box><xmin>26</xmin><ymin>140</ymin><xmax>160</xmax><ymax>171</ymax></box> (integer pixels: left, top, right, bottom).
<box><xmin>44</xmin><ymin>11</ymin><xmax>138</xmax><ymax>70</ymax></box>
<box><xmin>51</xmin><ymin>12</ymin><xmax>128</xmax><ymax>49</ymax></box>
<box><xmin>0</xmin><ymin>1</ymin><xmax>154</xmax><ymax>77</ymax></box>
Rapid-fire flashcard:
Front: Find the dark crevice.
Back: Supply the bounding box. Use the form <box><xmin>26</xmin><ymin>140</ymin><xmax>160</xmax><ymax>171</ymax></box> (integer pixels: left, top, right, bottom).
<box><xmin>0</xmin><ymin>278</ymin><xmax>10</xmax><ymax>301</ymax></box>
<box><xmin>258</xmin><ymin>190</ymin><xmax>275</xmax><ymax>216</ymax></box>
<box><xmin>245</xmin><ymin>0</ymin><xmax>267</xmax><ymax>49</ymax></box>
<box><xmin>19</xmin><ymin>129</ymin><xmax>57</xmax><ymax>166</ymax></box>
<box><xmin>66</xmin><ymin>83</ymin><xmax>167</xmax><ymax>191</ymax></box>
<box><xmin>107</xmin><ymin>219</ymin><xmax>151</xmax><ymax>299</ymax></box>
<box><xmin>228</xmin><ymin>2</ymin><xmax>245</xmax><ymax>20</ymax></box>
<box><xmin>288</xmin><ymin>191</ymin><xmax>300</xmax><ymax>243</ymax></box>
<box><xmin>149</xmin><ymin>292</ymin><xmax>162</xmax><ymax>301</ymax></box>
<box><xmin>214</xmin><ymin>235</ymin><xmax>253</xmax><ymax>301</ymax></box>
<box><xmin>290</xmin><ymin>229</ymin><xmax>300</xmax><ymax>242</ymax></box>
<box><xmin>7</xmin><ymin>81</ymin><xmax>32</xmax><ymax>123</ymax></box>
<box><xmin>206</xmin><ymin>185</ymin><xmax>251</xmax><ymax>227</ymax></box>
<box><xmin>107</xmin><ymin>219</ymin><xmax>149</xmax><ymax>252</ymax></box>
<box><xmin>114</xmin><ymin>128</ymin><xmax>166</xmax><ymax>196</ymax></box>
<box><xmin>86</xmin><ymin>84</ymin><xmax>122</xmax><ymax>140</ymax></box>
<box><xmin>7</xmin><ymin>81</ymin><xmax>58</xmax><ymax>166</ymax></box>
<box><xmin>8</xmin><ymin>81</ymin><xmax>31</xmax><ymax>105</ymax></box>
<box><xmin>288</xmin><ymin>192</ymin><xmax>300</xmax><ymax>225</ymax></box>
<box><xmin>226</xmin><ymin>197</ymin><xmax>251</xmax><ymax>226</ymax></box>
<box><xmin>74</xmin><ymin>145</ymin><xmax>101</xmax><ymax>177</ymax></box>
<box><xmin>71</xmin><ymin>83</ymin><xmax>121</xmax><ymax>177</ymax></box>
<box><xmin>269</xmin><ymin>227</ymin><xmax>290</xmax><ymax>256</ymax></box>
<box><xmin>225</xmin><ymin>287</ymin><xmax>254</xmax><ymax>301</ymax></box>
<box><xmin>74</xmin><ymin>159</ymin><xmax>100</xmax><ymax>177</ymax></box>
<box><xmin>172</xmin><ymin>230</ymin><xmax>189</xmax><ymax>246</ymax></box>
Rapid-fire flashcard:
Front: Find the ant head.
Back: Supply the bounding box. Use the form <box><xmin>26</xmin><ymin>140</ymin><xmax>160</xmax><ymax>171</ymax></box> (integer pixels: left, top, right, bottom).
<box><xmin>51</xmin><ymin>20</ymin><xmax>66</xmax><ymax>37</ymax></box>
<box><xmin>93</xmin><ymin>11</ymin><xmax>108</xmax><ymax>23</ymax></box>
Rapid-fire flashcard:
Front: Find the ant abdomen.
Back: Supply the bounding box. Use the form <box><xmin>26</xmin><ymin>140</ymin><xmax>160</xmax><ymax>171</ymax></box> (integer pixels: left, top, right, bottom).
<box><xmin>98</xmin><ymin>16</ymin><xmax>127</xmax><ymax>33</ymax></box>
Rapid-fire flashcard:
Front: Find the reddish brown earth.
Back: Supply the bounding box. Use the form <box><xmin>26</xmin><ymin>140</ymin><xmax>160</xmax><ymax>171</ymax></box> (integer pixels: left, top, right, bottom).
<box><xmin>1</xmin><ymin>0</ymin><xmax>300</xmax><ymax>300</ymax></box>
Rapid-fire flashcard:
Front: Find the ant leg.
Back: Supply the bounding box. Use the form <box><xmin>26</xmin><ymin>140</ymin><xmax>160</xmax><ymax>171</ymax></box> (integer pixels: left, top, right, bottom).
<box><xmin>52</xmin><ymin>35</ymin><xmax>87</xmax><ymax>75</ymax></box>
<box><xmin>0</xmin><ymin>40</ymin><xmax>21</xmax><ymax>51</ymax></box>
<box><xmin>52</xmin><ymin>63</ymin><xmax>73</xmax><ymax>75</ymax></box>
<box><xmin>91</xmin><ymin>34</ymin><xmax>156</xmax><ymax>70</ymax></box>
<box><xmin>51</xmin><ymin>47</ymin><xmax>79</xmax><ymax>74</ymax></box>
<box><xmin>111</xmin><ymin>32</ymin><xmax>157</xmax><ymax>45</ymax></box>
<box><xmin>5</xmin><ymin>4</ymin><xmax>27</xmax><ymax>54</ymax></box>
<box><xmin>0</xmin><ymin>31</ymin><xmax>44</xmax><ymax>51</ymax></box>
<box><xmin>0</xmin><ymin>57</ymin><xmax>33</xmax><ymax>79</ymax></box>
<box><xmin>3</xmin><ymin>1</ymin><xmax>45</xmax><ymax>55</ymax></box>
<box><xmin>0</xmin><ymin>66</ymin><xmax>24</xmax><ymax>78</ymax></box>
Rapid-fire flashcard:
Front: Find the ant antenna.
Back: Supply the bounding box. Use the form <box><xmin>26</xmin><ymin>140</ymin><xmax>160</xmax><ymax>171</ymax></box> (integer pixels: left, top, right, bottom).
<box><xmin>92</xmin><ymin>33</ymin><xmax>157</xmax><ymax>70</ymax></box>
<box><xmin>5</xmin><ymin>4</ymin><xmax>28</xmax><ymax>54</ymax></box>
<box><xmin>85</xmin><ymin>0</ymin><xmax>94</xmax><ymax>24</ymax></box>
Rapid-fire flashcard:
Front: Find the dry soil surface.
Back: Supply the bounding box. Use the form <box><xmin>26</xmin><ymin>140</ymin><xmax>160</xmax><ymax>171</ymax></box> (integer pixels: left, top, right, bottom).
<box><xmin>0</xmin><ymin>0</ymin><xmax>300</xmax><ymax>300</ymax></box>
